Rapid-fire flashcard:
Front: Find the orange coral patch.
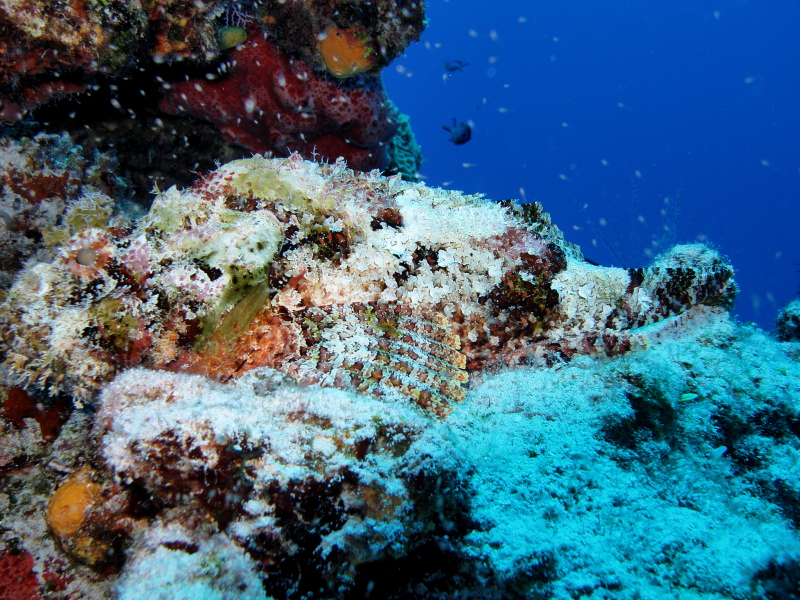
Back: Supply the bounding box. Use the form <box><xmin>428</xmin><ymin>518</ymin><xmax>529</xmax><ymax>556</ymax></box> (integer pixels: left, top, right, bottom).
<box><xmin>318</xmin><ymin>26</ymin><xmax>374</xmax><ymax>77</ymax></box>
<box><xmin>46</xmin><ymin>467</ymin><xmax>101</xmax><ymax>539</ymax></box>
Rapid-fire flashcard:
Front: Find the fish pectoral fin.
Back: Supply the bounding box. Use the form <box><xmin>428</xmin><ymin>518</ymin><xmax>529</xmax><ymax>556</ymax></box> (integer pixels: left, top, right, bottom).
<box><xmin>287</xmin><ymin>303</ymin><xmax>467</xmax><ymax>417</ymax></box>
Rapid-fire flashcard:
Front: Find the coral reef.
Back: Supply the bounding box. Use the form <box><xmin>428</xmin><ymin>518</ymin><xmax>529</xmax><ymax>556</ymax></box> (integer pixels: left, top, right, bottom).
<box><xmin>0</xmin><ymin>549</ymin><xmax>41</xmax><ymax>600</ymax></box>
<box><xmin>386</xmin><ymin>112</ymin><xmax>423</xmax><ymax>180</ymax></box>
<box><xmin>0</xmin><ymin>156</ymin><xmax>797</xmax><ymax>599</ymax></box>
<box><xmin>116</xmin><ymin>523</ymin><xmax>268</xmax><ymax>600</ymax></box>
<box><xmin>0</xmin><ymin>156</ymin><xmax>736</xmax><ymax>412</ymax></box>
<box><xmin>256</xmin><ymin>0</ymin><xmax>426</xmax><ymax>77</ymax></box>
<box><xmin>45</xmin><ymin>465</ymin><xmax>133</xmax><ymax>568</ymax></box>
<box><xmin>0</xmin><ymin>133</ymin><xmax>127</xmax><ymax>292</ymax></box>
<box><xmin>0</xmin><ymin>405</ymin><xmax>118</xmax><ymax>599</ymax></box>
<box><xmin>159</xmin><ymin>32</ymin><xmax>401</xmax><ymax>171</ymax></box>
<box><xmin>0</xmin><ymin>0</ymin><xmax>424</xmax><ymax>182</ymax></box>
<box><xmin>776</xmin><ymin>298</ymin><xmax>800</xmax><ymax>342</ymax></box>
<box><xmin>0</xmin><ymin>0</ymin><xmax>147</xmax><ymax>119</ymax></box>
<box><xmin>448</xmin><ymin>311</ymin><xmax>800</xmax><ymax>599</ymax></box>
<box><xmin>96</xmin><ymin>367</ymin><xmax>467</xmax><ymax>597</ymax></box>
<box><xmin>146</xmin><ymin>0</ymin><xmax>227</xmax><ymax>62</ymax></box>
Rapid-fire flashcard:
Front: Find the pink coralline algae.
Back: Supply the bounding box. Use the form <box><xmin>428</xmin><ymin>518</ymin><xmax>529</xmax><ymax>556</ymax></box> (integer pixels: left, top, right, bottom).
<box><xmin>0</xmin><ymin>550</ymin><xmax>41</xmax><ymax>600</ymax></box>
<box><xmin>159</xmin><ymin>32</ymin><xmax>400</xmax><ymax>172</ymax></box>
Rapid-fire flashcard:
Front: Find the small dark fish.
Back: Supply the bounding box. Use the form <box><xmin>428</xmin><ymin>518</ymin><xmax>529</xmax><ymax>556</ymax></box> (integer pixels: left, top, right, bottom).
<box><xmin>444</xmin><ymin>60</ymin><xmax>470</xmax><ymax>73</ymax></box>
<box><xmin>442</xmin><ymin>118</ymin><xmax>471</xmax><ymax>145</ymax></box>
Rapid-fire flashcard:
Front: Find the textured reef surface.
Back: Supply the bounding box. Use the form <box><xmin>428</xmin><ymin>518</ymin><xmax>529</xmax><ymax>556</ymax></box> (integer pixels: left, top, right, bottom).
<box><xmin>0</xmin><ymin>152</ymin><xmax>798</xmax><ymax>599</ymax></box>
<box><xmin>0</xmin><ymin>0</ymin><xmax>424</xmax><ymax>205</ymax></box>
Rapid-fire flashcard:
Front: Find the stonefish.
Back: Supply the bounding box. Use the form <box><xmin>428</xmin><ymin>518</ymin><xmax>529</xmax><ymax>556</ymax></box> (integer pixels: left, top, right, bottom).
<box><xmin>0</xmin><ymin>155</ymin><xmax>736</xmax><ymax>415</ymax></box>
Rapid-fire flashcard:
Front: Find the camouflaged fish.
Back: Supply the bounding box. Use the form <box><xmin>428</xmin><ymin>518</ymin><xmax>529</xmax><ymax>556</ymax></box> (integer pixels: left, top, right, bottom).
<box><xmin>0</xmin><ymin>155</ymin><xmax>736</xmax><ymax>415</ymax></box>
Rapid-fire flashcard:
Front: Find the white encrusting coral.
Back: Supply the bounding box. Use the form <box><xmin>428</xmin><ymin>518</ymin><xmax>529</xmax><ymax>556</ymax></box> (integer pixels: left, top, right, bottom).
<box><xmin>117</xmin><ymin>525</ymin><xmax>269</xmax><ymax>600</ymax></box>
<box><xmin>98</xmin><ymin>366</ymin><xmax>465</xmax><ymax>595</ymax></box>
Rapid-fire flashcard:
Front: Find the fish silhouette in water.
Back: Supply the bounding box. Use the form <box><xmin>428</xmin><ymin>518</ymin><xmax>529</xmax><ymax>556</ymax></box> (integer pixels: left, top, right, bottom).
<box><xmin>444</xmin><ymin>60</ymin><xmax>469</xmax><ymax>72</ymax></box>
<box><xmin>443</xmin><ymin>118</ymin><xmax>471</xmax><ymax>145</ymax></box>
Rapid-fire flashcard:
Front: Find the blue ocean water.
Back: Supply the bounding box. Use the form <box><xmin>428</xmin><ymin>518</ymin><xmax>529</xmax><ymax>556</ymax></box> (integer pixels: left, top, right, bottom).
<box><xmin>385</xmin><ymin>0</ymin><xmax>800</xmax><ymax>330</ymax></box>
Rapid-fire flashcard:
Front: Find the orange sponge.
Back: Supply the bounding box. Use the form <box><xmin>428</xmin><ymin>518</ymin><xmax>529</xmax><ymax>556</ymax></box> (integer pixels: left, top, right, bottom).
<box><xmin>46</xmin><ymin>466</ymin><xmax>101</xmax><ymax>539</ymax></box>
<box><xmin>318</xmin><ymin>26</ymin><xmax>374</xmax><ymax>77</ymax></box>
<box><xmin>46</xmin><ymin>466</ymin><xmax>110</xmax><ymax>566</ymax></box>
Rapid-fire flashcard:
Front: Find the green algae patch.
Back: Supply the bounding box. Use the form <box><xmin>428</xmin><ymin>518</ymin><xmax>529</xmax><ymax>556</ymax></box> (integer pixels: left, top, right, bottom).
<box><xmin>218</xmin><ymin>26</ymin><xmax>248</xmax><ymax>50</ymax></box>
<box><xmin>196</xmin><ymin>281</ymin><xmax>272</xmax><ymax>357</ymax></box>
<box><xmin>225</xmin><ymin>158</ymin><xmax>338</xmax><ymax>215</ymax></box>
<box><xmin>226</xmin><ymin>159</ymin><xmax>306</xmax><ymax>204</ymax></box>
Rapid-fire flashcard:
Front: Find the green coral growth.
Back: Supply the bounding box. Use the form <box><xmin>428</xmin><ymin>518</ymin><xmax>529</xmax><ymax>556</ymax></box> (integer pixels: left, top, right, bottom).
<box><xmin>386</xmin><ymin>112</ymin><xmax>422</xmax><ymax>182</ymax></box>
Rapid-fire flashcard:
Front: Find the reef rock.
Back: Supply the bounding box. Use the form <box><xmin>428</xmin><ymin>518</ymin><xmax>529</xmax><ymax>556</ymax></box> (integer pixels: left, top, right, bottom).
<box><xmin>0</xmin><ymin>1</ymin><xmax>422</xmax><ymax>179</ymax></box>
<box><xmin>97</xmin><ymin>366</ymin><xmax>467</xmax><ymax>597</ymax></box>
<box><xmin>160</xmin><ymin>33</ymin><xmax>401</xmax><ymax>171</ymax></box>
<box><xmin>1</xmin><ymin>156</ymin><xmax>799</xmax><ymax>600</ymax></box>
<box><xmin>776</xmin><ymin>298</ymin><xmax>800</xmax><ymax>342</ymax></box>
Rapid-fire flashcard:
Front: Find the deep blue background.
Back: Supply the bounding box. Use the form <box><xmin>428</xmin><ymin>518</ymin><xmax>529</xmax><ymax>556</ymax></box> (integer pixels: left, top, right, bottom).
<box><xmin>384</xmin><ymin>0</ymin><xmax>800</xmax><ymax>329</ymax></box>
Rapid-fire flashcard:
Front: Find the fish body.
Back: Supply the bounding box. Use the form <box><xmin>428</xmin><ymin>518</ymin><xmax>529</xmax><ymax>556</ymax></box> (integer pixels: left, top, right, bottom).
<box><xmin>0</xmin><ymin>156</ymin><xmax>737</xmax><ymax>416</ymax></box>
<box><xmin>443</xmin><ymin>118</ymin><xmax>472</xmax><ymax>145</ymax></box>
<box><xmin>444</xmin><ymin>60</ymin><xmax>470</xmax><ymax>72</ymax></box>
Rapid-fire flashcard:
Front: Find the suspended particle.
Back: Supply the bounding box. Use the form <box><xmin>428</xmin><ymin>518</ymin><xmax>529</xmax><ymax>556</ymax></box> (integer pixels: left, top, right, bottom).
<box><xmin>750</xmin><ymin>293</ymin><xmax>761</xmax><ymax>312</ymax></box>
